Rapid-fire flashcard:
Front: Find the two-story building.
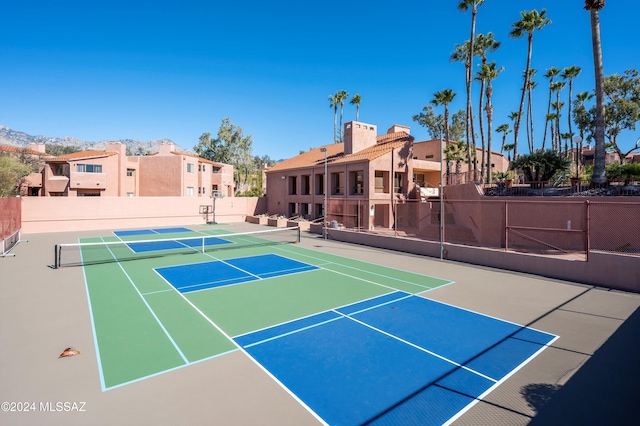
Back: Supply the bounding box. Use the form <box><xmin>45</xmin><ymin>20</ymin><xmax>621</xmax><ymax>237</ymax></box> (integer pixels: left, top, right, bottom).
<box><xmin>265</xmin><ymin>121</ymin><xmax>509</xmax><ymax>230</ymax></box>
<box><xmin>39</xmin><ymin>142</ymin><xmax>234</xmax><ymax>197</ymax></box>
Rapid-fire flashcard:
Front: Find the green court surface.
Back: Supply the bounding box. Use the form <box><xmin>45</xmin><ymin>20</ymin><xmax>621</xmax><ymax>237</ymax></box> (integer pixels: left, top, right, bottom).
<box><xmin>80</xmin><ymin>229</ymin><xmax>452</xmax><ymax>390</ymax></box>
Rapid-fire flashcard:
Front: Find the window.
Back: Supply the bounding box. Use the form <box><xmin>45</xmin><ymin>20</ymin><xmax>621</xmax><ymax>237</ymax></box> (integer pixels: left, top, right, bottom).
<box><xmin>350</xmin><ymin>170</ymin><xmax>364</xmax><ymax>195</ymax></box>
<box><xmin>394</xmin><ymin>172</ymin><xmax>404</xmax><ymax>193</ymax></box>
<box><xmin>202</xmin><ymin>164</ymin><xmax>206</xmax><ymax>172</ymax></box>
<box><xmin>289</xmin><ymin>176</ymin><xmax>298</xmax><ymax>195</ymax></box>
<box><xmin>375</xmin><ymin>171</ymin><xmax>388</xmax><ymax>193</ymax></box>
<box><xmin>212</xmin><ymin>167</ymin><xmax>220</xmax><ymax>174</ymax></box>
<box><xmin>186</xmin><ymin>187</ymin><xmax>194</xmax><ymax>196</ymax></box>
<box><xmin>126</xmin><ymin>169</ymin><xmax>135</xmax><ymax>177</ymax></box>
<box><xmin>187</xmin><ymin>163</ymin><xmax>195</xmax><ymax>173</ymax></box>
<box><xmin>413</xmin><ymin>173</ymin><xmax>425</xmax><ymax>187</ymax></box>
<box><xmin>302</xmin><ymin>175</ymin><xmax>311</xmax><ymax>195</ymax></box>
<box><xmin>76</xmin><ymin>164</ymin><xmax>102</xmax><ymax>173</ymax></box>
<box><xmin>331</xmin><ymin>172</ymin><xmax>344</xmax><ymax>195</ymax></box>
<box><xmin>315</xmin><ymin>174</ymin><xmax>325</xmax><ymax>195</ymax></box>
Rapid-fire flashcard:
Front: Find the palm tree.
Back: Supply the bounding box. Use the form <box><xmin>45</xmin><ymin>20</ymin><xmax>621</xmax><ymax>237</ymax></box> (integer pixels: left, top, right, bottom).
<box><xmin>474</xmin><ymin>32</ymin><xmax>501</xmax><ymax>174</ymax></box>
<box><xmin>328</xmin><ymin>93</ymin><xmax>339</xmax><ymax>143</ymax></box>
<box><xmin>508</xmin><ymin>9</ymin><xmax>552</xmax><ymax>160</ymax></box>
<box><xmin>457</xmin><ymin>0</ymin><xmax>486</xmax><ymax>177</ymax></box>
<box><xmin>503</xmin><ymin>143</ymin><xmax>515</xmax><ymax>162</ymax></box>
<box><xmin>546</xmin><ymin>112</ymin><xmax>558</xmax><ymax>150</ymax></box>
<box><xmin>337</xmin><ymin>90</ymin><xmax>349</xmax><ymax>143</ymax></box>
<box><xmin>496</xmin><ymin>123</ymin><xmax>511</xmax><ymax>153</ymax></box>
<box><xmin>432</xmin><ymin>89</ymin><xmax>457</xmax><ymax>179</ymax></box>
<box><xmin>350</xmin><ymin>94</ymin><xmax>362</xmax><ymax>121</ymax></box>
<box><xmin>478</xmin><ymin>62</ymin><xmax>504</xmax><ymax>184</ymax></box>
<box><xmin>551</xmin><ymin>81</ymin><xmax>566</xmax><ymax>151</ymax></box>
<box><xmin>525</xmin><ymin>69</ymin><xmax>538</xmax><ymax>153</ymax></box>
<box><xmin>584</xmin><ymin>0</ymin><xmax>607</xmax><ymax>185</ymax></box>
<box><xmin>542</xmin><ymin>67</ymin><xmax>561</xmax><ymax>149</ymax></box>
<box><xmin>573</xmin><ymin>91</ymin><xmax>595</xmax><ymax>172</ymax></box>
<box><xmin>562</xmin><ymin>65</ymin><xmax>582</xmax><ymax>170</ymax></box>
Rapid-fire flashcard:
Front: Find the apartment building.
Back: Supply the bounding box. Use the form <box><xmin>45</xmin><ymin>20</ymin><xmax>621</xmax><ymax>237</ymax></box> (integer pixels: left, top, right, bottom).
<box><xmin>37</xmin><ymin>142</ymin><xmax>234</xmax><ymax>197</ymax></box>
<box><xmin>265</xmin><ymin>121</ymin><xmax>509</xmax><ymax>230</ymax></box>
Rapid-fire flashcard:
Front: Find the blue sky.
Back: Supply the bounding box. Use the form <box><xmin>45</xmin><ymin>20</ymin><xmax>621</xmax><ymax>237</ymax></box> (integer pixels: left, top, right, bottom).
<box><xmin>1</xmin><ymin>0</ymin><xmax>639</xmax><ymax>160</ymax></box>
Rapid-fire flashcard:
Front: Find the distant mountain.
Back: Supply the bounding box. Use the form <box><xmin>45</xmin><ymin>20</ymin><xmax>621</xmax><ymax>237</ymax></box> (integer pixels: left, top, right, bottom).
<box><xmin>0</xmin><ymin>124</ymin><xmax>191</xmax><ymax>155</ymax></box>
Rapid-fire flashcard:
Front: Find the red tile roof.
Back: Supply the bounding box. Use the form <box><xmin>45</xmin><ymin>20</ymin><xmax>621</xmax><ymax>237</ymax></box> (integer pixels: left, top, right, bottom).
<box><xmin>50</xmin><ymin>151</ymin><xmax>118</xmax><ymax>161</ymax></box>
<box><xmin>0</xmin><ymin>144</ymin><xmax>53</xmax><ymax>157</ymax></box>
<box><xmin>268</xmin><ymin>132</ymin><xmax>413</xmax><ymax>172</ymax></box>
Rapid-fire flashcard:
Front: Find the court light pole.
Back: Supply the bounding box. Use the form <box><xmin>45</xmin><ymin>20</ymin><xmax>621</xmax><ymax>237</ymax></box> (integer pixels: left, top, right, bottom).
<box><xmin>320</xmin><ymin>147</ymin><xmax>328</xmax><ymax>239</ymax></box>
<box><xmin>439</xmin><ymin>135</ymin><xmax>444</xmax><ymax>260</ymax></box>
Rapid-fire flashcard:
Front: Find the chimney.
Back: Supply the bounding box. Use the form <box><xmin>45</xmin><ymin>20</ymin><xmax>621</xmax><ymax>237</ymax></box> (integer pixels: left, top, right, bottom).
<box><xmin>344</xmin><ymin>121</ymin><xmax>377</xmax><ymax>155</ymax></box>
<box><xmin>27</xmin><ymin>142</ymin><xmax>46</xmax><ymax>153</ymax></box>
<box><xmin>158</xmin><ymin>142</ymin><xmax>176</xmax><ymax>156</ymax></box>
<box><xmin>387</xmin><ymin>124</ymin><xmax>410</xmax><ymax>135</ymax></box>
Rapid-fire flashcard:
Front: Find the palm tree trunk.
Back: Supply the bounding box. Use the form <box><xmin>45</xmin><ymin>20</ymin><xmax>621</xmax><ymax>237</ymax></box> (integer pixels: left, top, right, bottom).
<box><xmin>542</xmin><ymin>82</ymin><xmax>553</xmax><ymax>149</ymax></box>
<box><xmin>478</xmin><ymin>80</ymin><xmax>486</xmax><ymax>180</ymax></box>
<box><xmin>466</xmin><ymin>7</ymin><xmax>477</xmax><ymax>176</ymax></box>
<box><xmin>590</xmin><ymin>9</ymin><xmax>607</xmax><ymax>184</ymax></box>
<box><xmin>514</xmin><ymin>33</ymin><xmax>533</xmax><ymax>159</ymax></box>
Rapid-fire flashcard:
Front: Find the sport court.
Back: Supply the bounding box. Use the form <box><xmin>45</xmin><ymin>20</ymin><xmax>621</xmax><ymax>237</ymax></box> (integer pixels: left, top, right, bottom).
<box><xmin>65</xmin><ymin>226</ymin><xmax>556</xmax><ymax>425</ymax></box>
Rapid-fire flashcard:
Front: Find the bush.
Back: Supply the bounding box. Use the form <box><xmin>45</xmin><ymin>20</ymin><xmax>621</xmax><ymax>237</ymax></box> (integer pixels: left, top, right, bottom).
<box><xmin>510</xmin><ymin>150</ymin><xmax>571</xmax><ymax>183</ymax></box>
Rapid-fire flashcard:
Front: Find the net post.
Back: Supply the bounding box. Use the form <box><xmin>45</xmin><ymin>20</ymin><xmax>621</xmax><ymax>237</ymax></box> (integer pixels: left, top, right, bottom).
<box><xmin>296</xmin><ymin>226</ymin><xmax>301</xmax><ymax>243</ymax></box>
<box><xmin>54</xmin><ymin>244</ymin><xmax>59</xmax><ymax>269</ymax></box>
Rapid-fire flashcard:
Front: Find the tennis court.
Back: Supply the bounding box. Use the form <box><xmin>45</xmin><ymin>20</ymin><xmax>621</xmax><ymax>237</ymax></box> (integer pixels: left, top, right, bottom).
<box><xmin>2</xmin><ymin>223</ymin><xmax>639</xmax><ymax>426</ymax></box>
<box><xmin>66</xmin><ymin>226</ymin><xmax>556</xmax><ymax>425</ymax></box>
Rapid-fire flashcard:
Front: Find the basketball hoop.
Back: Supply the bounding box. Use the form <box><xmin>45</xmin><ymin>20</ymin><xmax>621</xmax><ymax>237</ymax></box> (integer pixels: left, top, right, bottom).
<box><xmin>209</xmin><ymin>190</ymin><xmax>224</xmax><ymax>224</ymax></box>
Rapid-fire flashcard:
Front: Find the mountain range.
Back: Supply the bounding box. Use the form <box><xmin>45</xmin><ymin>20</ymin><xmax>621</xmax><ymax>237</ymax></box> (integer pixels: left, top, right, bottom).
<box><xmin>0</xmin><ymin>124</ymin><xmax>191</xmax><ymax>155</ymax></box>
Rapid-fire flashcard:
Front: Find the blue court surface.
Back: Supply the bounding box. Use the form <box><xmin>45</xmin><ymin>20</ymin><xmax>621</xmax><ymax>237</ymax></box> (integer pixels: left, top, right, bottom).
<box><xmin>234</xmin><ymin>291</ymin><xmax>557</xmax><ymax>426</ymax></box>
<box><xmin>114</xmin><ymin>227</ymin><xmax>193</xmax><ymax>237</ymax></box>
<box><xmin>155</xmin><ymin>253</ymin><xmax>319</xmax><ymax>293</ymax></box>
<box><xmin>126</xmin><ymin>235</ymin><xmax>232</xmax><ymax>253</ymax></box>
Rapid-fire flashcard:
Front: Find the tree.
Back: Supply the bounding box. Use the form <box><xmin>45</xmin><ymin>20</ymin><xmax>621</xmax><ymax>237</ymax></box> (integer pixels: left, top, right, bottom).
<box><xmin>542</xmin><ymin>67</ymin><xmax>561</xmax><ymax>149</ymax></box>
<box><xmin>572</xmin><ymin>91</ymin><xmax>595</xmax><ymax>171</ymax></box>
<box><xmin>601</xmin><ymin>69</ymin><xmax>640</xmax><ymax>162</ymax></box>
<box><xmin>525</xmin><ymin>69</ymin><xmax>538</xmax><ymax>153</ymax></box>
<box><xmin>337</xmin><ymin>90</ymin><xmax>349</xmax><ymax>143</ymax></box>
<box><xmin>474</xmin><ymin>32</ymin><xmax>501</xmax><ymax>177</ymax></box>
<box><xmin>496</xmin><ymin>123</ymin><xmax>511</xmax><ymax>153</ymax></box>
<box><xmin>45</xmin><ymin>145</ymin><xmax>81</xmax><ymax>156</ymax></box>
<box><xmin>432</xmin><ymin>89</ymin><xmax>457</xmax><ymax>178</ymax></box>
<box><xmin>457</xmin><ymin>0</ymin><xmax>486</xmax><ymax>176</ymax></box>
<box><xmin>328</xmin><ymin>93</ymin><xmax>339</xmax><ymax>144</ymax></box>
<box><xmin>478</xmin><ymin>62</ymin><xmax>504</xmax><ymax>183</ymax></box>
<box><xmin>585</xmin><ymin>0</ymin><xmax>607</xmax><ymax>184</ymax></box>
<box><xmin>412</xmin><ymin>105</ymin><xmax>444</xmax><ymax>139</ymax></box>
<box><xmin>194</xmin><ymin>118</ymin><xmax>254</xmax><ymax>194</ymax></box>
<box><xmin>510</xmin><ymin>149</ymin><xmax>571</xmax><ymax>183</ymax></box>
<box><xmin>562</xmin><ymin>65</ymin><xmax>582</xmax><ymax>159</ymax></box>
<box><xmin>509</xmin><ymin>8</ymin><xmax>551</xmax><ymax>159</ymax></box>
<box><xmin>350</xmin><ymin>94</ymin><xmax>362</xmax><ymax>121</ymax></box>
<box><xmin>0</xmin><ymin>152</ymin><xmax>37</xmax><ymax>197</ymax></box>
<box><xmin>551</xmin><ymin>81</ymin><xmax>566</xmax><ymax>151</ymax></box>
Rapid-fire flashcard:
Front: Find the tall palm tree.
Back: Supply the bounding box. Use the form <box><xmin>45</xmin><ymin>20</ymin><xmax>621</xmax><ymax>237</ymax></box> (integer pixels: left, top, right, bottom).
<box><xmin>546</xmin><ymin>112</ymin><xmax>559</xmax><ymax>150</ymax></box>
<box><xmin>584</xmin><ymin>0</ymin><xmax>607</xmax><ymax>184</ymax></box>
<box><xmin>525</xmin><ymin>69</ymin><xmax>538</xmax><ymax>153</ymax></box>
<box><xmin>350</xmin><ymin>94</ymin><xmax>362</xmax><ymax>121</ymax></box>
<box><xmin>328</xmin><ymin>93</ymin><xmax>339</xmax><ymax>143</ymax></box>
<box><xmin>478</xmin><ymin>62</ymin><xmax>504</xmax><ymax>184</ymax></box>
<box><xmin>542</xmin><ymin>67</ymin><xmax>561</xmax><ymax>149</ymax></box>
<box><xmin>496</xmin><ymin>123</ymin><xmax>511</xmax><ymax>153</ymax></box>
<box><xmin>337</xmin><ymin>90</ymin><xmax>349</xmax><ymax>143</ymax></box>
<box><xmin>457</xmin><ymin>0</ymin><xmax>485</xmax><ymax>177</ymax></box>
<box><xmin>573</xmin><ymin>91</ymin><xmax>595</xmax><ymax>172</ymax></box>
<box><xmin>509</xmin><ymin>8</ymin><xmax>552</xmax><ymax>159</ymax></box>
<box><xmin>432</xmin><ymin>89</ymin><xmax>457</xmax><ymax>179</ymax></box>
<box><xmin>551</xmin><ymin>81</ymin><xmax>566</xmax><ymax>151</ymax></box>
<box><xmin>474</xmin><ymin>32</ymin><xmax>501</xmax><ymax>179</ymax></box>
<box><xmin>562</xmin><ymin>66</ymin><xmax>582</xmax><ymax>168</ymax></box>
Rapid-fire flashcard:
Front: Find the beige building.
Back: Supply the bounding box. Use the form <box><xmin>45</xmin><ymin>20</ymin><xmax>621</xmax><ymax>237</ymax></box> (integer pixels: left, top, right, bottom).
<box><xmin>265</xmin><ymin>121</ymin><xmax>509</xmax><ymax>229</ymax></box>
<box><xmin>36</xmin><ymin>142</ymin><xmax>234</xmax><ymax>197</ymax></box>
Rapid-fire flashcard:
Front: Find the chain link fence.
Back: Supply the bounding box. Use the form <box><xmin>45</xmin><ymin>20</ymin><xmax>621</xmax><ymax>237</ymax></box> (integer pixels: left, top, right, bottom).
<box><xmin>326</xmin><ymin>197</ymin><xmax>639</xmax><ymax>259</ymax></box>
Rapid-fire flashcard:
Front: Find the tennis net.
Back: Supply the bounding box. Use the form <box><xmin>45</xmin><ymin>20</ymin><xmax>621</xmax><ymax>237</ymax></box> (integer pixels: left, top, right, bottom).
<box><xmin>54</xmin><ymin>226</ymin><xmax>301</xmax><ymax>268</ymax></box>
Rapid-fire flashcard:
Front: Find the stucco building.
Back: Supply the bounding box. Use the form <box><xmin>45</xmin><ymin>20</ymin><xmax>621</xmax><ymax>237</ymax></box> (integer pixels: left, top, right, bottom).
<box><xmin>36</xmin><ymin>142</ymin><xmax>234</xmax><ymax>197</ymax></box>
<box><xmin>265</xmin><ymin>121</ymin><xmax>509</xmax><ymax>230</ymax></box>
